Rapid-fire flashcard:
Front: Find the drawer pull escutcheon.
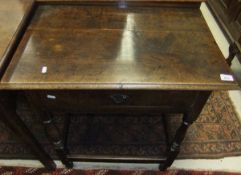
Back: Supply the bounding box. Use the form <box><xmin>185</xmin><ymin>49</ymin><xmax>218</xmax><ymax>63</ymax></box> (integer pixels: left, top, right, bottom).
<box><xmin>110</xmin><ymin>94</ymin><xmax>129</xmax><ymax>104</ymax></box>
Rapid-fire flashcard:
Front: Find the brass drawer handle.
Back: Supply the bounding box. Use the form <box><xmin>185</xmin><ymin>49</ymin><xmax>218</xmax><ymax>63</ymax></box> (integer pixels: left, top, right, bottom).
<box><xmin>110</xmin><ymin>94</ymin><xmax>129</xmax><ymax>104</ymax></box>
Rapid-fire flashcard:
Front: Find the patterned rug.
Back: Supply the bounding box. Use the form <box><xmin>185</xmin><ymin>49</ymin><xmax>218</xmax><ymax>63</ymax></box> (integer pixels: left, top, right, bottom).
<box><xmin>0</xmin><ymin>167</ymin><xmax>240</xmax><ymax>175</ymax></box>
<box><xmin>0</xmin><ymin>91</ymin><xmax>240</xmax><ymax>159</ymax></box>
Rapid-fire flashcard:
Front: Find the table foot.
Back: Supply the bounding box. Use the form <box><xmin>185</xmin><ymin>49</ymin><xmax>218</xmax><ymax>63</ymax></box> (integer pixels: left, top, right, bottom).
<box><xmin>161</xmin><ymin>118</ymin><xmax>189</xmax><ymax>170</ymax></box>
<box><xmin>43</xmin><ymin>115</ymin><xmax>73</xmax><ymax>168</ymax></box>
<box><xmin>159</xmin><ymin>164</ymin><xmax>168</xmax><ymax>171</ymax></box>
<box><xmin>45</xmin><ymin>161</ymin><xmax>57</xmax><ymax>171</ymax></box>
<box><xmin>54</xmin><ymin>140</ymin><xmax>73</xmax><ymax>168</ymax></box>
<box><xmin>64</xmin><ymin>160</ymin><xmax>74</xmax><ymax>168</ymax></box>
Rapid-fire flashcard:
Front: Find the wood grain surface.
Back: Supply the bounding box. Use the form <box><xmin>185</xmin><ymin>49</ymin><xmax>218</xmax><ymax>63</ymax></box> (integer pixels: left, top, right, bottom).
<box><xmin>1</xmin><ymin>2</ymin><xmax>238</xmax><ymax>90</ymax></box>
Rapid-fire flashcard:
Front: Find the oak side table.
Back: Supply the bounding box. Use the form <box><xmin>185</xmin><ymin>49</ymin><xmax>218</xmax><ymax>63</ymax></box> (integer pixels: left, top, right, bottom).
<box><xmin>0</xmin><ymin>0</ymin><xmax>239</xmax><ymax>171</ymax></box>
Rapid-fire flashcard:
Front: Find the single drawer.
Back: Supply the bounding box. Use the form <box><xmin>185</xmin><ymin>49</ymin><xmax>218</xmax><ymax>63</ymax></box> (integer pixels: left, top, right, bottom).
<box><xmin>35</xmin><ymin>90</ymin><xmax>198</xmax><ymax>112</ymax></box>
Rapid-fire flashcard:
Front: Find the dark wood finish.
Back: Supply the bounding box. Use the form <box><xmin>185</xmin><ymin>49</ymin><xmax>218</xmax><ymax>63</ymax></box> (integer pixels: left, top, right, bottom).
<box><xmin>160</xmin><ymin>91</ymin><xmax>211</xmax><ymax>170</ymax></box>
<box><xmin>67</xmin><ymin>155</ymin><xmax>166</xmax><ymax>163</ymax></box>
<box><xmin>36</xmin><ymin>90</ymin><xmax>198</xmax><ymax>112</ymax></box>
<box><xmin>26</xmin><ymin>92</ymin><xmax>73</xmax><ymax>168</ymax></box>
<box><xmin>207</xmin><ymin>0</ymin><xmax>241</xmax><ymax>65</ymax></box>
<box><xmin>0</xmin><ymin>0</ymin><xmax>56</xmax><ymax>170</ymax></box>
<box><xmin>0</xmin><ymin>92</ymin><xmax>56</xmax><ymax>170</ymax></box>
<box><xmin>24</xmin><ymin>89</ymin><xmax>202</xmax><ymax>168</ymax></box>
<box><xmin>0</xmin><ymin>0</ymin><xmax>239</xmax><ymax>171</ymax></box>
<box><xmin>226</xmin><ymin>42</ymin><xmax>240</xmax><ymax>66</ymax></box>
<box><xmin>25</xmin><ymin>89</ymin><xmax>212</xmax><ymax>170</ymax></box>
<box><xmin>226</xmin><ymin>0</ymin><xmax>241</xmax><ymax>22</ymax></box>
<box><xmin>1</xmin><ymin>2</ymin><xmax>238</xmax><ymax>90</ymax></box>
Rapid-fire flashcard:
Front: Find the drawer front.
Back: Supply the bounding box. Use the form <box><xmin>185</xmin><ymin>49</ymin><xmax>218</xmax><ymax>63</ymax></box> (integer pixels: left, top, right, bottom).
<box><xmin>36</xmin><ymin>90</ymin><xmax>197</xmax><ymax>112</ymax></box>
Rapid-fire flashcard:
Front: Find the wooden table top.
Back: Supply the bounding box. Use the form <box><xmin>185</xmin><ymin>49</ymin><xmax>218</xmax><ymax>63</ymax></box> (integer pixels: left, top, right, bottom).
<box><xmin>0</xmin><ymin>1</ymin><xmax>239</xmax><ymax>90</ymax></box>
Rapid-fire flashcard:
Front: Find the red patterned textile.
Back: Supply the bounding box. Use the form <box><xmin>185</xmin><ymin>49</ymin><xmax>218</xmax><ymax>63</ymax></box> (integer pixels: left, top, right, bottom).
<box><xmin>0</xmin><ymin>167</ymin><xmax>240</xmax><ymax>175</ymax></box>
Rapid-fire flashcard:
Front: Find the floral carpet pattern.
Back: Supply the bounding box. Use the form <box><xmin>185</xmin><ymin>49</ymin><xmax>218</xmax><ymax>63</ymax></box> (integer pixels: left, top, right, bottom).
<box><xmin>0</xmin><ymin>91</ymin><xmax>240</xmax><ymax>159</ymax></box>
<box><xmin>0</xmin><ymin>167</ymin><xmax>241</xmax><ymax>175</ymax></box>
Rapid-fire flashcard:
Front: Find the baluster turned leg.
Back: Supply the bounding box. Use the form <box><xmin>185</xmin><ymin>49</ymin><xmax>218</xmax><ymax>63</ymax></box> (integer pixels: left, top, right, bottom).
<box><xmin>42</xmin><ymin>112</ymin><xmax>73</xmax><ymax>168</ymax></box>
<box><xmin>159</xmin><ymin>91</ymin><xmax>211</xmax><ymax>171</ymax></box>
<box><xmin>159</xmin><ymin>115</ymin><xmax>189</xmax><ymax>171</ymax></box>
<box><xmin>26</xmin><ymin>92</ymin><xmax>73</xmax><ymax>168</ymax></box>
<box><xmin>226</xmin><ymin>42</ymin><xmax>239</xmax><ymax>66</ymax></box>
